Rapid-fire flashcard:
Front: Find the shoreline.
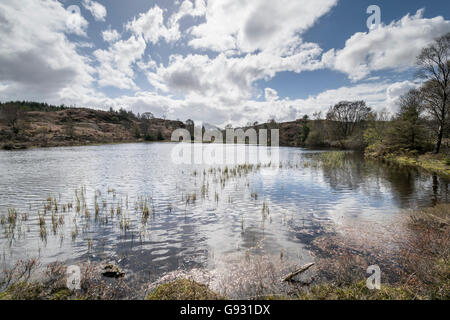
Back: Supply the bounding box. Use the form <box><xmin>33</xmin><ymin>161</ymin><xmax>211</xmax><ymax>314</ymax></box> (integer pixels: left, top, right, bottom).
<box><xmin>4</xmin><ymin>139</ymin><xmax>450</xmax><ymax>180</ymax></box>
<box><xmin>1</xmin><ymin>139</ymin><xmax>176</xmax><ymax>151</ymax></box>
<box><xmin>366</xmin><ymin>153</ymin><xmax>450</xmax><ymax>178</ymax></box>
<box><xmin>1</xmin><ymin>204</ymin><xmax>448</xmax><ymax>300</ymax></box>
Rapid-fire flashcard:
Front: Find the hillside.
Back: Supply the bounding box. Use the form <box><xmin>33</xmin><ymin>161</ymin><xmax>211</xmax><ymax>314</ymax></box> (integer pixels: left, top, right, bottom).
<box><xmin>0</xmin><ymin>102</ymin><xmax>185</xmax><ymax>149</ymax></box>
<box><xmin>0</xmin><ymin>102</ymin><xmax>311</xmax><ymax>150</ymax></box>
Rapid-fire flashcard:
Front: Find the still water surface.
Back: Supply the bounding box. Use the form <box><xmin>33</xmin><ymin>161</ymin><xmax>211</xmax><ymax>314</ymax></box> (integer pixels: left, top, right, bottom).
<box><xmin>0</xmin><ymin>143</ymin><xmax>448</xmax><ymax>280</ymax></box>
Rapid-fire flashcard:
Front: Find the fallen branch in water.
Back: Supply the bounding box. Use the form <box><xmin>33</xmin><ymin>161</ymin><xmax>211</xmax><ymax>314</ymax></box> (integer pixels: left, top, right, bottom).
<box><xmin>283</xmin><ymin>263</ymin><xmax>315</xmax><ymax>282</ymax></box>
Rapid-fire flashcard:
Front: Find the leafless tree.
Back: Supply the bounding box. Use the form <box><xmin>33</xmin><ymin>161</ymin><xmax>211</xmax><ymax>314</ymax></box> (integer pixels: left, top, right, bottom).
<box><xmin>64</xmin><ymin>117</ymin><xmax>75</xmax><ymax>138</ymax></box>
<box><xmin>326</xmin><ymin>100</ymin><xmax>371</xmax><ymax>139</ymax></box>
<box><xmin>416</xmin><ymin>32</ymin><xmax>450</xmax><ymax>154</ymax></box>
<box><xmin>0</xmin><ymin>104</ymin><xmax>24</xmax><ymax>134</ymax></box>
<box><xmin>141</xmin><ymin>112</ymin><xmax>154</xmax><ymax>120</ymax></box>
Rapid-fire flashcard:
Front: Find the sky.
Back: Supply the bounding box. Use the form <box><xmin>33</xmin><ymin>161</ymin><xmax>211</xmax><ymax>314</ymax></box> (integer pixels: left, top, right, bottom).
<box><xmin>0</xmin><ymin>0</ymin><xmax>450</xmax><ymax>127</ymax></box>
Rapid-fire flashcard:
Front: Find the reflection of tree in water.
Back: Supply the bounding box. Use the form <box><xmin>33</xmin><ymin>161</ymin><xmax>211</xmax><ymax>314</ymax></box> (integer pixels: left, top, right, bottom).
<box><xmin>318</xmin><ymin>153</ymin><xmax>449</xmax><ymax>209</ymax></box>
<box><xmin>318</xmin><ymin>153</ymin><xmax>366</xmax><ymax>191</ymax></box>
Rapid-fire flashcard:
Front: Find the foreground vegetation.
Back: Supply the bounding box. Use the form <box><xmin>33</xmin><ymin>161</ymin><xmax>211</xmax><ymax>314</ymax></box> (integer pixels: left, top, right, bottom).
<box><xmin>1</xmin><ymin>203</ymin><xmax>448</xmax><ymax>300</ymax></box>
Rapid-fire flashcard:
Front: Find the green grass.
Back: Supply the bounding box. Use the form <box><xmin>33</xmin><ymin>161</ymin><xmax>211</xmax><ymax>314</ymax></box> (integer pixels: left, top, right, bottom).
<box><xmin>146</xmin><ymin>279</ymin><xmax>223</xmax><ymax>300</ymax></box>
<box><xmin>309</xmin><ymin>151</ymin><xmax>348</xmax><ymax>168</ymax></box>
<box><xmin>296</xmin><ymin>281</ymin><xmax>418</xmax><ymax>300</ymax></box>
<box><xmin>0</xmin><ymin>282</ymin><xmax>44</xmax><ymax>300</ymax></box>
<box><xmin>395</xmin><ymin>155</ymin><xmax>450</xmax><ymax>176</ymax></box>
<box><xmin>381</xmin><ymin>153</ymin><xmax>450</xmax><ymax>177</ymax></box>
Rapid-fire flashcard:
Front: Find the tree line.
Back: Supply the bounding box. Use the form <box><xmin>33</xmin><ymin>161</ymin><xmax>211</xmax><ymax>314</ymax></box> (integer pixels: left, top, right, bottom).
<box><xmin>299</xmin><ymin>33</ymin><xmax>450</xmax><ymax>157</ymax></box>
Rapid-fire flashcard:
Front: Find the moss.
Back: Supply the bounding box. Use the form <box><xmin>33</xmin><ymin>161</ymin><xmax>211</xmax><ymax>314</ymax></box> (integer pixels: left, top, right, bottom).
<box><xmin>0</xmin><ymin>291</ymin><xmax>12</xmax><ymax>300</ymax></box>
<box><xmin>0</xmin><ymin>282</ymin><xmax>43</xmax><ymax>300</ymax></box>
<box><xmin>263</xmin><ymin>295</ymin><xmax>291</xmax><ymax>300</ymax></box>
<box><xmin>50</xmin><ymin>288</ymin><xmax>72</xmax><ymax>300</ymax></box>
<box><xmin>297</xmin><ymin>281</ymin><xmax>418</xmax><ymax>300</ymax></box>
<box><xmin>146</xmin><ymin>279</ymin><xmax>223</xmax><ymax>300</ymax></box>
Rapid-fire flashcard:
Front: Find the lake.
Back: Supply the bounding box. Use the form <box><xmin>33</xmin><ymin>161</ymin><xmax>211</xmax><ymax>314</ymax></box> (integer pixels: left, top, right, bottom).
<box><xmin>0</xmin><ymin>142</ymin><xmax>448</xmax><ymax>286</ymax></box>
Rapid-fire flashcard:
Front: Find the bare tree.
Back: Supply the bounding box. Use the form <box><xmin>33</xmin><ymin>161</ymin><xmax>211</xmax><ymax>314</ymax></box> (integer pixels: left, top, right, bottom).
<box><xmin>64</xmin><ymin>116</ymin><xmax>75</xmax><ymax>139</ymax></box>
<box><xmin>326</xmin><ymin>101</ymin><xmax>371</xmax><ymax>139</ymax></box>
<box><xmin>0</xmin><ymin>104</ymin><xmax>24</xmax><ymax>134</ymax></box>
<box><xmin>416</xmin><ymin>32</ymin><xmax>450</xmax><ymax>154</ymax></box>
<box><xmin>141</xmin><ymin>112</ymin><xmax>154</xmax><ymax>120</ymax></box>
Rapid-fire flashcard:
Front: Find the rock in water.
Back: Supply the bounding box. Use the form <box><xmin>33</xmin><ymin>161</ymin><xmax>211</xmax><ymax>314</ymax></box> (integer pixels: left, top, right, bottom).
<box><xmin>102</xmin><ymin>264</ymin><xmax>125</xmax><ymax>278</ymax></box>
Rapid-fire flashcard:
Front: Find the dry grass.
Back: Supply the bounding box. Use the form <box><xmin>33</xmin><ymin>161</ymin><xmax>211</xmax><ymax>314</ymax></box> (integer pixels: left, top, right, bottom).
<box><xmin>146</xmin><ymin>279</ymin><xmax>222</xmax><ymax>300</ymax></box>
<box><xmin>299</xmin><ymin>204</ymin><xmax>450</xmax><ymax>300</ymax></box>
<box><xmin>399</xmin><ymin>204</ymin><xmax>450</xmax><ymax>299</ymax></box>
<box><xmin>0</xmin><ymin>260</ymin><xmax>133</xmax><ymax>300</ymax></box>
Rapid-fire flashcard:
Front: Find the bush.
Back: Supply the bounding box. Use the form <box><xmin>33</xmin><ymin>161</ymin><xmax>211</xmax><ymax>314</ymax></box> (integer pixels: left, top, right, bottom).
<box><xmin>157</xmin><ymin>129</ymin><xmax>164</xmax><ymax>141</ymax></box>
<box><xmin>134</xmin><ymin>125</ymin><xmax>141</xmax><ymax>139</ymax></box>
<box><xmin>144</xmin><ymin>132</ymin><xmax>156</xmax><ymax>141</ymax></box>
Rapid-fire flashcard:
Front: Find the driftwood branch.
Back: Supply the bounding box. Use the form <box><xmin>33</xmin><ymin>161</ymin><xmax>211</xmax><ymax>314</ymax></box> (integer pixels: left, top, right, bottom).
<box><xmin>283</xmin><ymin>263</ymin><xmax>315</xmax><ymax>282</ymax></box>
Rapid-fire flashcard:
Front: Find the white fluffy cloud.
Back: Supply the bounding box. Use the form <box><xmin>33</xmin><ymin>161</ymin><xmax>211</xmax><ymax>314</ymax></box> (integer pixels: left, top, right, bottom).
<box><xmin>102</xmin><ymin>28</ymin><xmax>120</xmax><ymax>43</ymax></box>
<box><xmin>82</xmin><ymin>0</ymin><xmax>107</xmax><ymax>22</ymax></box>
<box><xmin>126</xmin><ymin>6</ymin><xmax>180</xmax><ymax>44</ymax></box>
<box><xmin>329</xmin><ymin>10</ymin><xmax>450</xmax><ymax>81</ymax></box>
<box><xmin>94</xmin><ymin>35</ymin><xmax>147</xmax><ymax>89</ymax></box>
<box><xmin>188</xmin><ymin>0</ymin><xmax>337</xmax><ymax>54</ymax></box>
<box><xmin>136</xmin><ymin>0</ymin><xmax>337</xmax><ymax>111</ymax></box>
<box><xmin>144</xmin><ymin>41</ymin><xmax>325</xmax><ymax>106</ymax></box>
<box><xmin>264</xmin><ymin>88</ymin><xmax>279</xmax><ymax>102</ymax></box>
<box><xmin>169</xmin><ymin>0</ymin><xmax>206</xmax><ymax>25</ymax></box>
<box><xmin>0</xmin><ymin>0</ymin><xmax>93</xmax><ymax>102</ymax></box>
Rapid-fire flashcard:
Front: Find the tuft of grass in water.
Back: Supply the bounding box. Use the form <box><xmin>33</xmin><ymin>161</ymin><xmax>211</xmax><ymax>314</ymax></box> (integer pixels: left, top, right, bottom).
<box><xmin>214</xmin><ymin>191</ymin><xmax>219</xmax><ymax>203</ymax></box>
<box><xmin>87</xmin><ymin>239</ymin><xmax>93</xmax><ymax>252</ymax></box>
<box><xmin>142</xmin><ymin>203</ymin><xmax>150</xmax><ymax>224</ymax></box>
<box><xmin>38</xmin><ymin>212</ymin><xmax>47</xmax><ymax>241</ymax></box>
<box><xmin>308</xmin><ymin>151</ymin><xmax>348</xmax><ymax>168</ymax></box>
<box><xmin>95</xmin><ymin>201</ymin><xmax>99</xmax><ymax>217</ymax></box>
<box><xmin>262</xmin><ymin>200</ymin><xmax>270</xmax><ymax>219</ymax></box>
<box><xmin>8</xmin><ymin>209</ymin><xmax>18</xmax><ymax>227</ymax></box>
<box><xmin>71</xmin><ymin>223</ymin><xmax>79</xmax><ymax>241</ymax></box>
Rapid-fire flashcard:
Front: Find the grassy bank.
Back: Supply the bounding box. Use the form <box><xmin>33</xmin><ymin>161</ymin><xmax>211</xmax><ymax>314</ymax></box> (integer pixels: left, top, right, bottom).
<box><xmin>386</xmin><ymin>153</ymin><xmax>450</xmax><ymax>177</ymax></box>
<box><xmin>365</xmin><ymin>149</ymin><xmax>450</xmax><ymax>178</ymax></box>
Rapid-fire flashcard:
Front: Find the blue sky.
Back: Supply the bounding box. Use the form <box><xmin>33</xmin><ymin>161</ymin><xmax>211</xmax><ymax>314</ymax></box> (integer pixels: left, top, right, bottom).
<box><xmin>1</xmin><ymin>0</ymin><xmax>450</xmax><ymax>126</ymax></box>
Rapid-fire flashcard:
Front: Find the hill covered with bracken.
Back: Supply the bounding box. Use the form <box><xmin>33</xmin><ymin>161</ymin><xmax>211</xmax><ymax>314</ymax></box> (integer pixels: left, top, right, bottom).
<box><xmin>0</xmin><ymin>102</ymin><xmax>185</xmax><ymax>149</ymax></box>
